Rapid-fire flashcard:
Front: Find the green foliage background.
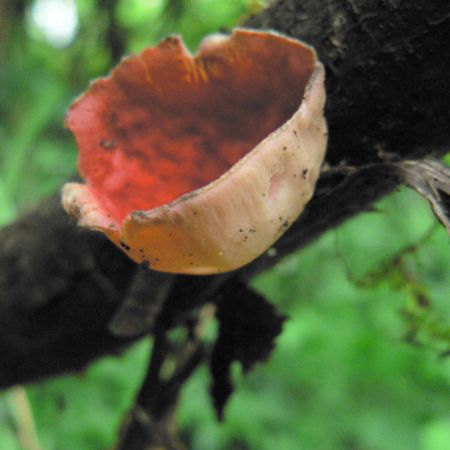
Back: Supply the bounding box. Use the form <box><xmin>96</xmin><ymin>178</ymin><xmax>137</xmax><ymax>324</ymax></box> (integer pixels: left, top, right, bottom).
<box><xmin>0</xmin><ymin>1</ymin><xmax>449</xmax><ymax>449</ymax></box>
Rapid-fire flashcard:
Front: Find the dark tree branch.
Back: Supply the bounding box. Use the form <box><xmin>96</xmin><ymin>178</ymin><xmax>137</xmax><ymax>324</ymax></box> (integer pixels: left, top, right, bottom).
<box><xmin>99</xmin><ymin>0</ymin><xmax>126</xmax><ymax>63</ymax></box>
<box><xmin>1</xmin><ymin>0</ymin><xmax>449</xmax><ymax>389</ymax></box>
<box><xmin>246</xmin><ymin>0</ymin><xmax>450</xmax><ymax>165</ymax></box>
<box><xmin>115</xmin><ymin>306</ymin><xmax>212</xmax><ymax>450</ymax></box>
<box><xmin>242</xmin><ymin>161</ymin><xmax>403</xmax><ymax>278</ymax></box>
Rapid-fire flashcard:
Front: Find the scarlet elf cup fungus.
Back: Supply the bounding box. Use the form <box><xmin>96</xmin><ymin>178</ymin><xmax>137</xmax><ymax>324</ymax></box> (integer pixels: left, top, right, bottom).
<box><xmin>62</xmin><ymin>29</ymin><xmax>327</xmax><ymax>275</ymax></box>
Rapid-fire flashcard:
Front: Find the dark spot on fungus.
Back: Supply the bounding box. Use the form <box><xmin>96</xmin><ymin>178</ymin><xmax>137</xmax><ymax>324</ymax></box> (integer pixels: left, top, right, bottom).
<box><xmin>179</xmin><ymin>192</ymin><xmax>198</xmax><ymax>202</ymax></box>
<box><xmin>120</xmin><ymin>241</ymin><xmax>131</xmax><ymax>251</ymax></box>
<box><xmin>184</xmin><ymin>125</ymin><xmax>201</xmax><ymax>135</ymax></box>
<box><xmin>160</xmin><ymin>36</ymin><xmax>180</xmax><ymax>48</ymax></box>
<box><xmin>131</xmin><ymin>210</ymin><xmax>147</xmax><ymax>220</ymax></box>
<box><xmin>99</xmin><ymin>139</ymin><xmax>116</xmax><ymax>150</ymax></box>
<box><xmin>283</xmin><ymin>220</ymin><xmax>290</xmax><ymax>228</ymax></box>
<box><xmin>302</xmin><ymin>168</ymin><xmax>309</xmax><ymax>179</ymax></box>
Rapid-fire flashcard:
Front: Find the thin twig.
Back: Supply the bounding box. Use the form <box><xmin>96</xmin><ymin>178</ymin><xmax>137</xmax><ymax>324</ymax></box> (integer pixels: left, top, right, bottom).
<box><xmin>115</xmin><ymin>304</ymin><xmax>214</xmax><ymax>450</ymax></box>
<box><xmin>8</xmin><ymin>386</ymin><xmax>44</xmax><ymax>450</ymax></box>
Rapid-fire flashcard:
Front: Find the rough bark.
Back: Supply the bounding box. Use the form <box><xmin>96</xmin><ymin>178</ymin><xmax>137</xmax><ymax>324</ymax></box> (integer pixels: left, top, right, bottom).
<box><xmin>1</xmin><ymin>0</ymin><xmax>449</xmax><ymax>388</ymax></box>
<box><xmin>247</xmin><ymin>0</ymin><xmax>450</xmax><ymax>164</ymax></box>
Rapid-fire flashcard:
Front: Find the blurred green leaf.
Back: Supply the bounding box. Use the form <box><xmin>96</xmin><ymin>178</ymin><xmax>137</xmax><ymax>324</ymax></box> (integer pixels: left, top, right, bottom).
<box><xmin>27</xmin><ymin>339</ymin><xmax>150</xmax><ymax>450</ymax></box>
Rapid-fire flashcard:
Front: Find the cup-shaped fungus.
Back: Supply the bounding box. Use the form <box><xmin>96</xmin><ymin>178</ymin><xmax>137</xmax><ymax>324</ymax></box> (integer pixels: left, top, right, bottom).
<box><xmin>62</xmin><ymin>29</ymin><xmax>327</xmax><ymax>274</ymax></box>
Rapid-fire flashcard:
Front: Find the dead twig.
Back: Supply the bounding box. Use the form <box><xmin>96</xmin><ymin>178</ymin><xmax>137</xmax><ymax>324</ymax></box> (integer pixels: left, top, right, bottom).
<box><xmin>115</xmin><ymin>304</ymin><xmax>215</xmax><ymax>450</ymax></box>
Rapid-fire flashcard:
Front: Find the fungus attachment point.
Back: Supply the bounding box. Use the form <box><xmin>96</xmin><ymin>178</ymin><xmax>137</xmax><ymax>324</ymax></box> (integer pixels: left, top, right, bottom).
<box><xmin>62</xmin><ymin>29</ymin><xmax>327</xmax><ymax>274</ymax></box>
